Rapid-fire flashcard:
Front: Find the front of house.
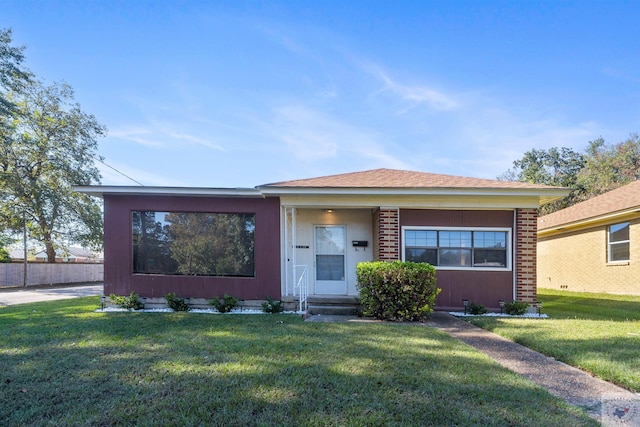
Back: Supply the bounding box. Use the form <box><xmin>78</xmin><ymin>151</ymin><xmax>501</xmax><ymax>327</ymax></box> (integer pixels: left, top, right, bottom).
<box><xmin>78</xmin><ymin>169</ymin><xmax>566</xmax><ymax>310</ymax></box>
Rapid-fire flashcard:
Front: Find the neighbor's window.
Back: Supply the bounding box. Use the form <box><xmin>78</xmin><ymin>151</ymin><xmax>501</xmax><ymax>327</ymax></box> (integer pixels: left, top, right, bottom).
<box><xmin>608</xmin><ymin>222</ymin><xmax>630</xmax><ymax>263</ymax></box>
<box><xmin>132</xmin><ymin>211</ymin><xmax>255</xmax><ymax>277</ymax></box>
<box><xmin>404</xmin><ymin>228</ymin><xmax>509</xmax><ymax>269</ymax></box>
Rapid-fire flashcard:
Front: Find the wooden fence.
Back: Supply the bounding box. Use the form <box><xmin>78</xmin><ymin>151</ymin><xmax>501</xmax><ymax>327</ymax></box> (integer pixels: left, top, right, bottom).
<box><xmin>0</xmin><ymin>263</ymin><xmax>103</xmax><ymax>288</ymax></box>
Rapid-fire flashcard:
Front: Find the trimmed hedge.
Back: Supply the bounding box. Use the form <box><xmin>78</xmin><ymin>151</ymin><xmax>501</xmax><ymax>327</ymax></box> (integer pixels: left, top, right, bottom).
<box><xmin>356</xmin><ymin>261</ymin><xmax>440</xmax><ymax>321</ymax></box>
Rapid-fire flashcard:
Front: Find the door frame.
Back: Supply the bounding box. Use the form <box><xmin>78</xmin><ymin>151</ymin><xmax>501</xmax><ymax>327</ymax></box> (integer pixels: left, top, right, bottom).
<box><xmin>313</xmin><ymin>224</ymin><xmax>348</xmax><ymax>295</ymax></box>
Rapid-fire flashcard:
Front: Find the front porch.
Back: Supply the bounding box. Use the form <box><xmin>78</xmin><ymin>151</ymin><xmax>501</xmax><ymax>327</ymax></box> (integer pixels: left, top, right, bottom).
<box><xmin>282</xmin><ymin>207</ymin><xmax>378</xmax><ymax>311</ymax></box>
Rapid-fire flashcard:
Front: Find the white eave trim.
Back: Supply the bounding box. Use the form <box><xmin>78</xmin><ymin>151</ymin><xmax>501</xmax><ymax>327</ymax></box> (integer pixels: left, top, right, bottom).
<box><xmin>74</xmin><ymin>185</ymin><xmax>263</xmax><ymax>198</ymax></box>
<box><xmin>538</xmin><ymin>207</ymin><xmax>640</xmax><ymax>235</ymax></box>
<box><xmin>259</xmin><ymin>186</ymin><xmax>568</xmax><ymax>201</ymax></box>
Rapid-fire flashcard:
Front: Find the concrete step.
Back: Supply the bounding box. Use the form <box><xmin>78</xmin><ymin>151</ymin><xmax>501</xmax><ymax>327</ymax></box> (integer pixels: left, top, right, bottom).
<box><xmin>306</xmin><ymin>295</ymin><xmax>360</xmax><ymax>305</ymax></box>
<box><xmin>307</xmin><ymin>304</ymin><xmax>361</xmax><ymax>316</ymax></box>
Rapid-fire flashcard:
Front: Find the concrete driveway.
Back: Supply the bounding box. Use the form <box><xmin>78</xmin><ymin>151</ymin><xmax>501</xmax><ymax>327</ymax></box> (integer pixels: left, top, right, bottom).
<box><xmin>0</xmin><ymin>283</ymin><xmax>103</xmax><ymax>306</ymax></box>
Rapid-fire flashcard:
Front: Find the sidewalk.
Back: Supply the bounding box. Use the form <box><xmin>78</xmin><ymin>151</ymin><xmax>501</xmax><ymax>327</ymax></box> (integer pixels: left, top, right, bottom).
<box><xmin>307</xmin><ymin>312</ymin><xmax>639</xmax><ymax>424</ymax></box>
<box><xmin>0</xmin><ymin>283</ymin><xmax>103</xmax><ymax>306</ymax></box>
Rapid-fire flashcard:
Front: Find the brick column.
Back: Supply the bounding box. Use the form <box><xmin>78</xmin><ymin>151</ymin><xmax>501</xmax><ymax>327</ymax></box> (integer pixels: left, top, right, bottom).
<box><xmin>376</xmin><ymin>208</ymin><xmax>400</xmax><ymax>261</ymax></box>
<box><xmin>516</xmin><ymin>208</ymin><xmax>538</xmax><ymax>303</ymax></box>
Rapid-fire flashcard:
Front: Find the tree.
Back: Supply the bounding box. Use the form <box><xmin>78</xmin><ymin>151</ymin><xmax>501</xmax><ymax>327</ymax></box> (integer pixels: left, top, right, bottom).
<box><xmin>500</xmin><ymin>135</ymin><xmax>640</xmax><ymax>214</ymax></box>
<box><xmin>498</xmin><ymin>147</ymin><xmax>586</xmax><ymax>214</ymax></box>
<box><xmin>0</xmin><ymin>28</ymin><xmax>31</xmax><ymax>117</ymax></box>
<box><xmin>576</xmin><ymin>135</ymin><xmax>640</xmax><ymax>200</ymax></box>
<box><xmin>0</xmin><ymin>77</ymin><xmax>106</xmax><ymax>262</ymax></box>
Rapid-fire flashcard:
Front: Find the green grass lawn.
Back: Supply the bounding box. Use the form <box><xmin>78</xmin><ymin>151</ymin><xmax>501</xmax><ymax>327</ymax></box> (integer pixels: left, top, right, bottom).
<box><xmin>0</xmin><ymin>297</ymin><xmax>596</xmax><ymax>426</ymax></box>
<box><xmin>468</xmin><ymin>289</ymin><xmax>640</xmax><ymax>393</ymax></box>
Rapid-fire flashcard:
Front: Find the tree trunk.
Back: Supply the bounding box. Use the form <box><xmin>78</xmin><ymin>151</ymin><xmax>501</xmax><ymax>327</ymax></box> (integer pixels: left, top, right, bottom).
<box><xmin>45</xmin><ymin>239</ymin><xmax>56</xmax><ymax>263</ymax></box>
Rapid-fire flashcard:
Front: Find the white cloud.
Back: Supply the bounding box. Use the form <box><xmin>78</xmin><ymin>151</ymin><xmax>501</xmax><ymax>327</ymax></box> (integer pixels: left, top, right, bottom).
<box><xmin>109</xmin><ymin>127</ymin><xmax>163</xmax><ymax>147</ymax></box>
<box><xmin>271</xmin><ymin>105</ymin><xmax>411</xmax><ymax>170</ymax></box>
<box><xmin>354</xmin><ymin>59</ymin><xmax>460</xmax><ymax>113</ymax></box>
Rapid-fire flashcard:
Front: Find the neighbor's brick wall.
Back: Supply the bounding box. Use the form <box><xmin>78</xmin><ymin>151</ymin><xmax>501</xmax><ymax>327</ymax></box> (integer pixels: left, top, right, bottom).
<box><xmin>516</xmin><ymin>208</ymin><xmax>537</xmax><ymax>303</ymax></box>
<box><xmin>376</xmin><ymin>208</ymin><xmax>400</xmax><ymax>261</ymax></box>
<box><xmin>538</xmin><ymin>217</ymin><xmax>640</xmax><ymax>295</ymax></box>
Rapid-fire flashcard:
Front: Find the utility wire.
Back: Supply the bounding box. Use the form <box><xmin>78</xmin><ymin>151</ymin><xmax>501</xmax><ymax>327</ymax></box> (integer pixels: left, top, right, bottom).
<box><xmin>92</xmin><ymin>155</ymin><xmax>145</xmax><ymax>186</ymax></box>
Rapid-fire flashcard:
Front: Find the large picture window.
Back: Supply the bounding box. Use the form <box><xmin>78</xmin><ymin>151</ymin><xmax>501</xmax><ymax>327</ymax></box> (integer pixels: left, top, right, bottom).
<box><xmin>608</xmin><ymin>222</ymin><xmax>630</xmax><ymax>263</ymax></box>
<box><xmin>403</xmin><ymin>227</ymin><xmax>510</xmax><ymax>270</ymax></box>
<box><xmin>132</xmin><ymin>211</ymin><xmax>255</xmax><ymax>277</ymax></box>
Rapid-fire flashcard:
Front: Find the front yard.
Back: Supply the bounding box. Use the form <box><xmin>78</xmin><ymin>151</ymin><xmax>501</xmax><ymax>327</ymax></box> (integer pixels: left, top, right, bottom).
<box><xmin>468</xmin><ymin>289</ymin><xmax>640</xmax><ymax>392</ymax></box>
<box><xmin>0</xmin><ymin>297</ymin><xmax>595</xmax><ymax>426</ymax></box>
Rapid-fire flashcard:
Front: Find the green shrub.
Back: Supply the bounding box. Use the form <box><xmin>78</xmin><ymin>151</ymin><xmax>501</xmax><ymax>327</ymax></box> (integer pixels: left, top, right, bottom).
<box><xmin>468</xmin><ymin>302</ymin><xmax>487</xmax><ymax>315</ymax></box>
<box><xmin>109</xmin><ymin>292</ymin><xmax>143</xmax><ymax>310</ymax></box>
<box><xmin>209</xmin><ymin>294</ymin><xmax>238</xmax><ymax>313</ymax></box>
<box><xmin>262</xmin><ymin>296</ymin><xmax>284</xmax><ymax>314</ymax></box>
<box><xmin>0</xmin><ymin>247</ymin><xmax>11</xmax><ymax>263</ymax></box>
<box><xmin>504</xmin><ymin>300</ymin><xmax>530</xmax><ymax>315</ymax></box>
<box><xmin>165</xmin><ymin>293</ymin><xmax>189</xmax><ymax>311</ymax></box>
<box><xmin>356</xmin><ymin>261</ymin><xmax>440</xmax><ymax>321</ymax></box>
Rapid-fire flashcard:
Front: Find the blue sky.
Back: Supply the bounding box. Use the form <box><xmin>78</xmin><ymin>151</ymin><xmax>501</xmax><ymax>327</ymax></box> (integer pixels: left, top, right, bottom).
<box><xmin>4</xmin><ymin>0</ymin><xmax>640</xmax><ymax>187</ymax></box>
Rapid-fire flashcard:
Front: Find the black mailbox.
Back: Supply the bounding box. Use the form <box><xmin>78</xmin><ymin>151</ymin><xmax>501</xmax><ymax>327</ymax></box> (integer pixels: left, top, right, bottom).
<box><xmin>352</xmin><ymin>240</ymin><xmax>368</xmax><ymax>247</ymax></box>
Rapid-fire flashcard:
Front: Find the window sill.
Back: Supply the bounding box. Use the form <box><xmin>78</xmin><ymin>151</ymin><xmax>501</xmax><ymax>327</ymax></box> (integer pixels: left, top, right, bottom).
<box><xmin>606</xmin><ymin>261</ymin><xmax>630</xmax><ymax>266</ymax></box>
<box><xmin>434</xmin><ymin>267</ymin><xmax>512</xmax><ymax>272</ymax></box>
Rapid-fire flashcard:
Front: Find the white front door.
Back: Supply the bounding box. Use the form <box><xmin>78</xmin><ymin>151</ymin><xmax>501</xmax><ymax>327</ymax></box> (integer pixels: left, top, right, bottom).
<box><xmin>314</xmin><ymin>225</ymin><xmax>347</xmax><ymax>295</ymax></box>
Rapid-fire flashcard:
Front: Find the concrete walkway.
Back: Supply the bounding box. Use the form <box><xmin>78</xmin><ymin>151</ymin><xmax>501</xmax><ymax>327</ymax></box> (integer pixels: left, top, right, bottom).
<box><xmin>306</xmin><ymin>312</ymin><xmax>640</xmax><ymax>424</ymax></box>
<box><xmin>0</xmin><ymin>283</ymin><xmax>103</xmax><ymax>306</ymax></box>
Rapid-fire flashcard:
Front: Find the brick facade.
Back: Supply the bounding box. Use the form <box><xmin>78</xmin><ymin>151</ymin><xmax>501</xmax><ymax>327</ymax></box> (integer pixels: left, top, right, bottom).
<box><xmin>376</xmin><ymin>208</ymin><xmax>400</xmax><ymax>261</ymax></box>
<box><xmin>516</xmin><ymin>208</ymin><xmax>538</xmax><ymax>303</ymax></box>
<box><xmin>538</xmin><ymin>217</ymin><xmax>640</xmax><ymax>295</ymax></box>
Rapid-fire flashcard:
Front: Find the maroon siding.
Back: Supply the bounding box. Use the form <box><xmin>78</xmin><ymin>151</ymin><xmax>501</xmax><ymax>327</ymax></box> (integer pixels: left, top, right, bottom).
<box><xmin>399</xmin><ymin>209</ymin><xmax>514</xmax><ymax>310</ymax></box>
<box><xmin>103</xmin><ymin>195</ymin><xmax>281</xmax><ymax>300</ymax></box>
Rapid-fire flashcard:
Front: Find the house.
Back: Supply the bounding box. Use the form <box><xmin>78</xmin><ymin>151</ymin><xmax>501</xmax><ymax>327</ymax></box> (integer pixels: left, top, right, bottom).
<box><xmin>538</xmin><ymin>179</ymin><xmax>640</xmax><ymax>295</ymax></box>
<box><xmin>33</xmin><ymin>247</ymin><xmax>104</xmax><ymax>263</ymax></box>
<box><xmin>76</xmin><ymin>168</ymin><xmax>566</xmax><ymax>310</ymax></box>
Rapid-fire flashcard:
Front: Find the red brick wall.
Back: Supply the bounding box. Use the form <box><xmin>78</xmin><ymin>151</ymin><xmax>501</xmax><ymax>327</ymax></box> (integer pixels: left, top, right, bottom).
<box><xmin>516</xmin><ymin>208</ymin><xmax>538</xmax><ymax>303</ymax></box>
<box><xmin>376</xmin><ymin>208</ymin><xmax>400</xmax><ymax>261</ymax></box>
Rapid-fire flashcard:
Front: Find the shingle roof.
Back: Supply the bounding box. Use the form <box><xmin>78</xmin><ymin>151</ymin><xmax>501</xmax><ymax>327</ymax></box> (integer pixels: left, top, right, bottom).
<box><xmin>261</xmin><ymin>168</ymin><xmax>560</xmax><ymax>190</ymax></box>
<box><xmin>538</xmin><ymin>179</ymin><xmax>640</xmax><ymax>231</ymax></box>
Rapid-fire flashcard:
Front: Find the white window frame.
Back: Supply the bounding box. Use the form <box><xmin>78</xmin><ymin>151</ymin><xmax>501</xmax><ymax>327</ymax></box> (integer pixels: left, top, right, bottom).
<box><xmin>608</xmin><ymin>222</ymin><xmax>630</xmax><ymax>263</ymax></box>
<box><xmin>401</xmin><ymin>226</ymin><xmax>512</xmax><ymax>272</ymax></box>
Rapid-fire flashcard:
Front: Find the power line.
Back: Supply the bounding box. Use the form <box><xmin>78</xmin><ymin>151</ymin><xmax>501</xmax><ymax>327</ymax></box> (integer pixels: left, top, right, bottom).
<box><xmin>93</xmin><ymin>155</ymin><xmax>145</xmax><ymax>186</ymax></box>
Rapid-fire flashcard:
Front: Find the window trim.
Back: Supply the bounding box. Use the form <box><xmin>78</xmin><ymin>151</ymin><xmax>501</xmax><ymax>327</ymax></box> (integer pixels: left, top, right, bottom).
<box><xmin>401</xmin><ymin>226</ymin><xmax>512</xmax><ymax>271</ymax></box>
<box><xmin>607</xmin><ymin>222</ymin><xmax>630</xmax><ymax>264</ymax></box>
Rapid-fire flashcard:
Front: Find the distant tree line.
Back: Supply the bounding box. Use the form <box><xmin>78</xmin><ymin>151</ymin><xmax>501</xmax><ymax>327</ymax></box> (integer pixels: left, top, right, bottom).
<box><xmin>0</xmin><ymin>28</ymin><xmax>105</xmax><ymax>262</ymax></box>
<box><xmin>499</xmin><ymin>134</ymin><xmax>640</xmax><ymax>215</ymax></box>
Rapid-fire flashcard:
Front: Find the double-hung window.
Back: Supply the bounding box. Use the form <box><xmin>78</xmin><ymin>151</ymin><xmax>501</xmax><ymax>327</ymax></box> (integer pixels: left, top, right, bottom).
<box><xmin>608</xmin><ymin>222</ymin><xmax>630</xmax><ymax>263</ymax></box>
<box><xmin>403</xmin><ymin>227</ymin><xmax>510</xmax><ymax>270</ymax></box>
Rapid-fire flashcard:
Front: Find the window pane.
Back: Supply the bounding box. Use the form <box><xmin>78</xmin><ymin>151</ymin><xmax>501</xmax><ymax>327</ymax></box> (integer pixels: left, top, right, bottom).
<box><xmin>316</xmin><ymin>227</ymin><xmax>345</xmax><ymax>254</ymax></box>
<box><xmin>474</xmin><ymin>249</ymin><xmax>507</xmax><ymax>267</ymax></box>
<box><xmin>439</xmin><ymin>249</ymin><xmax>472</xmax><ymax>266</ymax></box>
<box><xmin>316</xmin><ymin>255</ymin><xmax>345</xmax><ymax>280</ymax></box>
<box><xmin>132</xmin><ymin>211</ymin><xmax>255</xmax><ymax>277</ymax></box>
<box><xmin>406</xmin><ymin>248</ymin><xmax>437</xmax><ymax>264</ymax></box>
<box><xmin>610</xmin><ymin>223</ymin><xmax>629</xmax><ymax>243</ymax></box>
<box><xmin>610</xmin><ymin>242</ymin><xmax>630</xmax><ymax>262</ymax></box>
<box><xmin>474</xmin><ymin>231</ymin><xmax>507</xmax><ymax>248</ymax></box>
<box><xmin>405</xmin><ymin>230</ymin><xmax>437</xmax><ymax>247</ymax></box>
<box><xmin>440</xmin><ymin>231</ymin><xmax>472</xmax><ymax>248</ymax></box>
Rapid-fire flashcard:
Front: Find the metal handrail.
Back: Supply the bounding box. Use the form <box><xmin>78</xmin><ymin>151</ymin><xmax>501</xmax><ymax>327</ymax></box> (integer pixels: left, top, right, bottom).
<box><xmin>293</xmin><ymin>265</ymin><xmax>308</xmax><ymax>313</ymax></box>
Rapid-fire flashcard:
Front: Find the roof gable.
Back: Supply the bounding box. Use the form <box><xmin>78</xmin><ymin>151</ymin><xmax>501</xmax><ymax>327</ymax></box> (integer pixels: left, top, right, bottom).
<box><xmin>539</xmin><ymin>179</ymin><xmax>640</xmax><ymax>231</ymax></box>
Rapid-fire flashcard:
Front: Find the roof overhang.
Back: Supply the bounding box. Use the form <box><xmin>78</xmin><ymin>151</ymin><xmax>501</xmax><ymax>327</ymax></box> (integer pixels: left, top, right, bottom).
<box><xmin>75</xmin><ymin>184</ymin><xmax>568</xmax><ymax>207</ymax></box>
<box><xmin>259</xmin><ymin>186</ymin><xmax>569</xmax><ymax>206</ymax></box>
<box><xmin>74</xmin><ymin>186</ymin><xmax>263</xmax><ymax>198</ymax></box>
<box><xmin>538</xmin><ymin>207</ymin><xmax>640</xmax><ymax>237</ymax></box>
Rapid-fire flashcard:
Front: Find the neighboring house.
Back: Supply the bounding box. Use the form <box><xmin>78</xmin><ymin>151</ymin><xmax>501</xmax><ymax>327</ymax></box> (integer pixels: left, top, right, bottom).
<box><xmin>32</xmin><ymin>247</ymin><xmax>104</xmax><ymax>263</ymax></box>
<box><xmin>76</xmin><ymin>168</ymin><xmax>566</xmax><ymax>310</ymax></box>
<box><xmin>538</xmin><ymin>179</ymin><xmax>640</xmax><ymax>295</ymax></box>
